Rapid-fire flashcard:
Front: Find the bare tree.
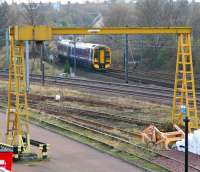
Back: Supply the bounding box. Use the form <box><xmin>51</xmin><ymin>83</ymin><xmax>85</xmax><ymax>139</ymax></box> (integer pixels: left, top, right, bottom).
<box><xmin>0</xmin><ymin>2</ymin><xmax>9</xmax><ymax>29</ymax></box>
<box><xmin>22</xmin><ymin>0</ymin><xmax>46</xmax><ymax>25</ymax></box>
<box><xmin>104</xmin><ymin>3</ymin><xmax>136</xmax><ymax>26</ymax></box>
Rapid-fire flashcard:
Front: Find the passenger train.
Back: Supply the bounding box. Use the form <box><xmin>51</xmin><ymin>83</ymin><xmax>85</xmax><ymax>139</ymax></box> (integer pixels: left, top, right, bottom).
<box><xmin>57</xmin><ymin>39</ymin><xmax>111</xmax><ymax>70</ymax></box>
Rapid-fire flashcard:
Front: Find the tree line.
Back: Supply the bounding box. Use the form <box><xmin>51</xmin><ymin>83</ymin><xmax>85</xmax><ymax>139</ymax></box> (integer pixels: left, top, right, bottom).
<box><xmin>0</xmin><ymin>0</ymin><xmax>200</xmax><ymax>71</ymax></box>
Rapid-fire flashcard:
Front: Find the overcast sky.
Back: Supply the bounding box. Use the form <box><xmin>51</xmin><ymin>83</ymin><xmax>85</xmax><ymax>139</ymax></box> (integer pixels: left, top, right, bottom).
<box><xmin>3</xmin><ymin>0</ymin><xmax>105</xmax><ymax>4</ymax></box>
<box><xmin>2</xmin><ymin>0</ymin><xmax>200</xmax><ymax>4</ymax></box>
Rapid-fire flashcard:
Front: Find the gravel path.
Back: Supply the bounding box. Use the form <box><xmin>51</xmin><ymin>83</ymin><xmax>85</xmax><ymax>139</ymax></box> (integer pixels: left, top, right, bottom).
<box><xmin>152</xmin><ymin>150</ymin><xmax>200</xmax><ymax>172</ymax></box>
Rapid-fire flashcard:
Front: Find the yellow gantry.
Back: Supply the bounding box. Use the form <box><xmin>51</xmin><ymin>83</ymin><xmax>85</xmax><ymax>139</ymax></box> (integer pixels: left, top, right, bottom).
<box><xmin>11</xmin><ymin>26</ymin><xmax>192</xmax><ymax>41</ymax></box>
<box><xmin>172</xmin><ymin>33</ymin><xmax>198</xmax><ymax>130</ymax></box>
<box><xmin>6</xmin><ymin>25</ymin><xmax>198</xmax><ymax>153</ymax></box>
<box><xmin>7</xmin><ymin>35</ymin><xmax>30</xmax><ymax>153</ymax></box>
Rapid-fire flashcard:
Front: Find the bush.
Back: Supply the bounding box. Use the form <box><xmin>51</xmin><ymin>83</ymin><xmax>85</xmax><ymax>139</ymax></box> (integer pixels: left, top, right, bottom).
<box><xmin>64</xmin><ymin>61</ymin><xmax>70</xmax><ymax>73</ymax></box>
<box><xmin>142</xmin><ymin>47</ymin><xmax>170</xmax><ymax>68</ymax></box>
<box><xmin>153</xmin><ymin>48</ymin><xmax>169</xmax><ymax>67</ymax></box>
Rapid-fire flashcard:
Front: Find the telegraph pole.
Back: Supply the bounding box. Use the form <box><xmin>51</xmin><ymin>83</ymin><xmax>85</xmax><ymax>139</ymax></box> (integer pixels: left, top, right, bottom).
<box><xmin>184</xmin><ymin>116</ymin><xmax>189</xmax><ymax>172</ymax></box>
<box><xmin>40</xmin><ymin>42</ymin><xmax>45</xmax><ymax>86</ymax></box>
<box><xmin>181</xmin><ymin>105</ymin><xmax>189</xmax><ymax>172</ymax></box>
<box><xmin>25</xmin><ymin>41</ymin><xmax>30</xmax><ymax>92</ymax></box>
<box><xmin>124</xmin><ymin>34</ymin><xmax>128</xmax><ymax>83</ymax></box>
<box><xmin>73</xmin><ymin>35</ymin><xmax>77</xmax><ymax>75</ymax></box>
<box><xmin>5</xmin><ymin>29</ymin><xmax>9</xmax><ymax>70</ymax></box>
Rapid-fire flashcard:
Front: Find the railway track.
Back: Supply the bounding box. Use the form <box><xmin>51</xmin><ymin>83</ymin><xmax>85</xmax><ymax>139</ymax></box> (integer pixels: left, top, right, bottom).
<box><xmin>0</xmin><ymin>72</ymin><xmax>173</xmax><ymax>105</ymax></box>
<box><xmin>34</xmin><ymin>103</ymin><xmax>164</xmax><ymax>127</ymax></box>
<box><xmin>0</xmin><ymin>87</ymin><xmax>199</xmax><ymax>171</ymax></box>
<box><xmin>0</xmin><ymin>69</ymin><xmax>200</xmax><ymax>171</ymax></box>
<box><xmin>30</xmin><ymin>108</ymin><xmax>200</xmax><ymax>172</ymax></box>
<box><xmin>1</xmin><ymin>86</ymin><xmax>200</xmax><ymax>128</ymax></box>
<box><xmin>27</xmin><ymin>95</ymin><xmax>200</xmax><ymax>171</ymax></box>
<box><xmin>106</xmin><ymin>69</ymin><xmax>174</xmax><ymax>88</ymax></box>
<box><xmin>1</xmin><ymin>71</ymin><xmax>200</xmax><ymax>107</ymax></box>
<box><xmin>106</xmin><ymin>68</ymin><xmax>200</xmax><ymax>90</ymax></box>
<box><xmin>0</xmin><ymin>93</ymin><xmax>167</xmax><ymax>127</ymax></box>
<box><xmin>108</xmin><ymin>69</ymin><xmax>174</xmax><ymax>80</ymax></box>
<box><xmin>31</xmin><ymin>114</ymin><xmax>167</xmax><ymax>172</ymax></box>
<box><xmin>0</xmin><ymin>92</ymin><xmax>199</xmax><ymax>171</ymax></box>
<box><xmin>1</xmin><ymin>68</ymin><xmax>200</xmax><ymax>91</ymax></box>
<box><xmin>31</xmin><ymin>105</ymin><xmax>142</xmax><ymax>140</ymax></box>
<box><xmin>0</xmin><ymin>71</ymin><xmax>174</xmax><ymax>91</ymax></box>
<box><xmin>21</xmin><ymin>74</ymin><xmax>200</xmax><ymax>106</ymax></box>
<box><xmin>0</xmin><ymin>94</ymin><xmax>170</xmax><ymax>139</ymax></box>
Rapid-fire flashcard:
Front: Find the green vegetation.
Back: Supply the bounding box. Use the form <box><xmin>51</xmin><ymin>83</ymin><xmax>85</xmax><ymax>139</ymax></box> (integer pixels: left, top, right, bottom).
<box><xmin>64</xmin><ymin>61</ymin><xmax>70</xmax><ymax>74</ymax></box>
<box><xmin>29</xmin><ymin>58</ymin><xmax>63</xmax><ymax>75</ymax></box>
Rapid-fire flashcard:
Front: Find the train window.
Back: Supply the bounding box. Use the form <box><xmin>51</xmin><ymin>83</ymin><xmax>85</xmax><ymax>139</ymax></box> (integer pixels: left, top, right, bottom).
<box><xmin>105</xmin><ymin>51</ymin><xmax>110</xmax><ymax>58</ymax></box>
<box><xmin>75</xmin><ymin>48</ymin><xmax>90</xmax><ymax>58</ymax></box>
<box><xmin>90</xmin><ymin>49</ymin><xmax>93</xmax><ymax>58</ymax></box>
<box><xmin>83</xmin><ymin>49</ymin><xmax>90</xmax><ymax>57</ymax></box>
<box><xmin>94</xmin><ymin>50</ymin><xmax>99</xmax><ymax>58</ymax></box>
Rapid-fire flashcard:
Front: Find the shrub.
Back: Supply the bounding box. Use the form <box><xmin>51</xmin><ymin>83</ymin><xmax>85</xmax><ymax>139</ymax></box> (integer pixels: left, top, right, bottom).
<box><xmin>64</xmin><ymin>61</ymin><xmax>70</xmax><ymax>73</ymax></box>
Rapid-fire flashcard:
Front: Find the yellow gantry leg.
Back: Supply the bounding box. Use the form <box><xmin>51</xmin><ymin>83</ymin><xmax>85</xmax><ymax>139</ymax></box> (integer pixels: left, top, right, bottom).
<box><xmin>172</xmin><ymin>33</ymin><xmax>198</xmax><ymax>131</ymax></box>
<box><xmin>6</xmin><ymin>35</ymin><xmax>30</xmax><ymax>152</ymax></box>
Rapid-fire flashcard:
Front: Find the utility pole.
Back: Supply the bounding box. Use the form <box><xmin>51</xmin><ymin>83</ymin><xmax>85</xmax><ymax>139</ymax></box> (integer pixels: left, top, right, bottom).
<box><xmin>73</xmin><ymin>35</ymin><xmax>77</xmax><ymax>75</ymax></box>
<box><xmin>25</xmin><ymin>41</ymin><xmax>30</xmax><ymax>92</ymax></box>
<box><xmin>5</xmin><ymin>29</ymin><xmax>9</xmax><ymax>70</ymax></box>
<box><xmin>124</xmin><ymin>34</ymin><xmax>128</xmax><ymax>83</ymax></box>
<box><xmin>184</xmin><ymin>116</ymin><xmax>189</xmax><ymax>172</ymax></box>
<box><xmin>40</xmin><ymin>42</ymin><xmax>45</xmax><ymax>86</ymax></box>
<box><xmin>181</xmin><ymin>105</ymin><xmax>189</xmax><ymax>172</ymax></box>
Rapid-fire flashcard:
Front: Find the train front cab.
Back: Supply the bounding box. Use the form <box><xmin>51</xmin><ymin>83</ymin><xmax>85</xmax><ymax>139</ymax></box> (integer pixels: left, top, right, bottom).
<box><xmin>92</xmin><ymin>47</ymin><xmax>111</xmax><ymax>70</ymax></box>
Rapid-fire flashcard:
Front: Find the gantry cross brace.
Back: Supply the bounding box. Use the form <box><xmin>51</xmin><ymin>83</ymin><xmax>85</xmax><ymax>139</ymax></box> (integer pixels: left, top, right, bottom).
<box><xmin>7</xmin><ymin>25</ymin><xmax>198</xmax><ymax>153</ymax></box>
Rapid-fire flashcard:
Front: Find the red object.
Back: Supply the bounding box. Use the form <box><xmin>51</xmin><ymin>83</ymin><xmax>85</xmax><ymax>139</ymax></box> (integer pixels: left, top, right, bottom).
<box><xmin>0</xmin><ymin>152</ymin><xmax>13</xmax><ymax>172</ymax></box>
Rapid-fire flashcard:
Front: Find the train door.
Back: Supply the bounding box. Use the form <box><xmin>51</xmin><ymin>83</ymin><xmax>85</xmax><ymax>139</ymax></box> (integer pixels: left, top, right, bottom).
<box><xmin>99</xmin><ymin>49</ymin><xmax>105</xmax><ymax>65</ymax></box>
<box><xmin>94</xmin><ymin>48</ymin><xmax>105</xmax><ymax>69</ymax></box>
<box><xmin>94</xmin><ymin>47</ymin><xmax>111</xmax><ymax>70</ymax></box>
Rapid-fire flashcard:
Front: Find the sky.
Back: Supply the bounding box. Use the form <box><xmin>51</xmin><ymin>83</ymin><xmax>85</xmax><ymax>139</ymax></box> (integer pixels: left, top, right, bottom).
<box><xmin>2</xmin><ymin>0</ymin><xmax>105</xmax><ymax>4</ymax></box>
<box><xmin>1</xmin><ymin>0</ymin><xmax>200</xmax><ymax>4</ymax></box>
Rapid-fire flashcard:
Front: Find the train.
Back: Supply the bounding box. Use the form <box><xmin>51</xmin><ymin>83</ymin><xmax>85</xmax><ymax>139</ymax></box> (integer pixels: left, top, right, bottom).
<box><xmin>57</xmin><ymin>39</ymin><xmax>111</xmax><ymax>70</ymax></box>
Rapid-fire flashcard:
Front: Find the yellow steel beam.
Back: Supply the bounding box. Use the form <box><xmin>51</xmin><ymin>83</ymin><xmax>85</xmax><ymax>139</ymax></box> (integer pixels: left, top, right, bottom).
<box><xmin>52</xmin><ymin>27</ymin><xmax>192</xmax><ymax>35</ymax></box>
<box><xmin>11</xmin><ymin>25</ymin><xmax>192</xmax><ymax>41</ymax></box>
<box><xmin>12</xmin><ymin>26</ymin><xmax>52</xmax><ymax>41</ymax></box>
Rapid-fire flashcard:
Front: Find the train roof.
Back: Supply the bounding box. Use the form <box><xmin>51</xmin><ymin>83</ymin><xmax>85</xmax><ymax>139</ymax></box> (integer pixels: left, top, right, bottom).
<box><xmin>58</xmin><ymin>39</ymin><xmax>108</xmax><ymax>49</ymax></box>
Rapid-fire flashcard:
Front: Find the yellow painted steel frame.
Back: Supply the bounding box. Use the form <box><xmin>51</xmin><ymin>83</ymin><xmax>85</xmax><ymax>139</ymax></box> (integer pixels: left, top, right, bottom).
<box><xmin>7</xmin><ymin>25</ymin><xmax>197</xmax><ymax>153</ymax></box>
<box><xmin>12</xmin><ymin>26</ymin><xmax>192</xmax><ymax>40</ymax></box>
<box><xmin>172</xmin><ymin>33</ymin><xmax>198</xmax><ymax>130</ymax></box>
<box><xmin>7</xmin><ymin>34</ymin><xmax>30</xmax><ymax>152</ymax></box>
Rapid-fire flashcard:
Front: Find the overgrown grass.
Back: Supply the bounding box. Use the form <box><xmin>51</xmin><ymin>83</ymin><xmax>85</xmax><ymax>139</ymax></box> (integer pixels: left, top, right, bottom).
<box><xmin>29</xmin><ymin>58</ymin><xmax>63</xmax><ymax>75</ymax></box>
